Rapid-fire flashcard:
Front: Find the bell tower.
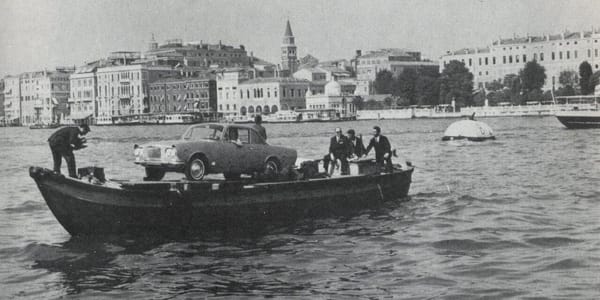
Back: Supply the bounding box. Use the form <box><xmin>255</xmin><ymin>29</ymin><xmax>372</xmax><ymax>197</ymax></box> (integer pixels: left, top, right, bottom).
<box><xmin>281</xmin><ymin>20</ymin><xmax>298</xmax><ymax>75</ymax></box>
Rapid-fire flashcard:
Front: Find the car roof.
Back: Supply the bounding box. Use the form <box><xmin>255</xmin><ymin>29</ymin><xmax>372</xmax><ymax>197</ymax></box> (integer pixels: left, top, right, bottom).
<box><xmin>187</xmin><ymin>123</ymin><xmax>257</xmax><ymax>131</ymax></box>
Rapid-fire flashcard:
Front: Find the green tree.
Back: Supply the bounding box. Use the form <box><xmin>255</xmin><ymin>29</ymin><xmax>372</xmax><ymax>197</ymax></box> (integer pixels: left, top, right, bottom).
<box><xmin>579</xmin><ymin>61</ymin><xmax>594</xmax><ymax>95</ymax></box>
<box><xmin>373</xmin><ymin>70</ymin><xmax>394</xmax><ymax>94</ymax></box>
<box><xmin>439</xmin><ymin>60</ymin><xmax>474</xmax><ymax>107</ymax></box>
<box><xmin>519</xmin><ymin>61</ymin><xmax>546</xmax><ymax>97</ymax></box>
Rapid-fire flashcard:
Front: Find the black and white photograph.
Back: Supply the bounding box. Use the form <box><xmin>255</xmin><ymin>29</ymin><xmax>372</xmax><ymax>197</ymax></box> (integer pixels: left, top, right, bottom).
<box><xmin>1</xmin><ymin>0</ymin><xmax>599</xmax><ymax>298</ymax></box>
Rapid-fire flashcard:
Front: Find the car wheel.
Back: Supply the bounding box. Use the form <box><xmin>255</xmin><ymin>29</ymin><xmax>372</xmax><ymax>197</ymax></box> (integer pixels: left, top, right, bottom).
<box><xmin>223</xmin><ymin>172</ymin><xmax>241</xmax><ymax>180</ymax></box>
<box><xmin>185</xmin><ymin>156</ymin><xmax>207</xmax><ymax>181</ymax></box>
<box><xmin>144</xmin><ymin>167</ymin><xmax>166</xmax><ymax>181</ymax></box>
<box><xmin>263</xmin><ymin>158</ymin><xmax>280</xmax><ymax>180</ymax></box>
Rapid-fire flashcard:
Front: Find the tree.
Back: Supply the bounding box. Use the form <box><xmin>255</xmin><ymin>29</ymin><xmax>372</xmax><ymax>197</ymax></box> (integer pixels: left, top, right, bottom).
<box><xmin>351</xmin><ymin>96</ymin><xmax>364</xmax><ymax>110</ymax></box>
<box><xmin>486</xmin><ymin>79</ymin><xmax>503</xmax><ymax>92</ymax></box>
<box><xmin>415</xmin><ymin>73</ymin><xmax>441</xmax><ymax>106</ymax></box>
<box><xmin>365</xmin><ymin>99</ymin><xmax>383</xmax><ymax>110</ymax></box>
<box><xmin>519</xmin><ymin>61</ymin><xmax>546</xmax><ymax>95</ymax></box>
<box><xmin>579</xmin><ymin>61</ymin><xmax>594</xmax><ymax>95</ymax></box>
<box><xmin>396</xmin><ymin>68</ymin><xmax>418</xmax><ymax>105</ymax></box>
<box><xmin>439</xmin><ymin>60</ymin><xmax>474</xmax><ymax>107</ymax></box>
<box><xmin>503</xmin><ymin>74</ymin><xmax>523</xmax><ymax>105</ymax></box>
<box><xmin>557</xmin><ymin>70</ymin><xmax>579</xmax><ymax>96</ymax></box>
<box><xmin>373</xmin><ymin>70</ymin><xmax>394</xmax><ymax>94</ymax></box>
<box><xmin>383</xmin><ymin>97</ymin><xmax>394</xmax><ymax>108</ymax></box>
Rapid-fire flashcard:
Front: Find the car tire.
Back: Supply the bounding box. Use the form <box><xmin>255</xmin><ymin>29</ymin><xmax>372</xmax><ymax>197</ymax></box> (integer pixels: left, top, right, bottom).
<box><xmin>185</xmin><ymin>155</ymin><xmax>207</xmax><ymax>181</ymax></box>
<box><xmin>223</xmin><ymin>172</ymin><xmax>241</xmax><ymax>180</ymax></box>
<box><xmin>144</xmin><ymin>167</ymin><xmax>166</xmax><ymax>181</ymax></box>
<box><xmin>263</xmin><ymin>158</ymin><xmax>280</xmax><ymax>180</ymax></box>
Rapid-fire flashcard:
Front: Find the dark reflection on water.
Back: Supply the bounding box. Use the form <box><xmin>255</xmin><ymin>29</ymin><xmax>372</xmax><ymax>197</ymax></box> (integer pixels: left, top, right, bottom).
<box><xmin>1</xmin><ymin>117</ymin><xmax>600</xmax><ymax>298</ymax></box>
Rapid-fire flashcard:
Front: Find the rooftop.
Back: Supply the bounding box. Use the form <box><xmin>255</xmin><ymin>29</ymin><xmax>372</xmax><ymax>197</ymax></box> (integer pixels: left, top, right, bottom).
<box><xmin>444</xmin><ymin>29</ymin><xmax>600</xmax><ymax>56</ymax></box>
<box><xmin>243</xmin><ymin>77</ymin><xmax>309</xmax><ymax>85</ymax></box>
<box><xmin>360</xmin><ymin>48</ymin><xmax>420</xmax><ymax>59</ymax></box>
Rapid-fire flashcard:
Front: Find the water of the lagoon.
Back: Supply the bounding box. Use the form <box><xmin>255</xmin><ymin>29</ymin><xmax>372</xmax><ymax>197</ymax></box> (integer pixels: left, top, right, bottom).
<box><xmin>0</xmin><ymin>117</ymin><xmax>599</xmax><ymax>299</ymax></box>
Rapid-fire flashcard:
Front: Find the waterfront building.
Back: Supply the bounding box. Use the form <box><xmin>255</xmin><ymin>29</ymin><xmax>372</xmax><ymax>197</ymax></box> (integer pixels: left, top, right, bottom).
<box><xmin>95</xmin><ymin>64</ymin><xmax>175</xmax><ymax>118</ymax></box>
<box><xmin>143</xmin><ymin>37</ymin><xmax>249</xmax><ymax>69</ymax></box>
<box><xmin>249</xmin><ymin>56</ymin><xmax>278</xmax><ymax>78</ymax></box>
<box><xmin>305</xmin><ymin>80</ymin><xmax>357</xmax><ymax>118</ymax></box>
<box><xmin>355</xmin><ymin>48</ymin><xmax>439</xmax><ymax>95</ymax></box>
<box><xmin>440</xmin><ymin>29</ymin><xmax>600</xmax><ymax>91</ymax></box>
<box><xmin>294</xmin><ymin>66</ymin><xmax>355</xmax><ymax>95</ymax></box>
<box><xmin>3</xmin><ymin>67</ymin><xmax>73</xmax><ymax>126</ymax></box>
<box><xmin>3</xmin><ymin>76</ymin><xmax>20</xmax><ymax>125</ymax></box>
<box><xmin>68</xmin><ymin>64</ymin><xmax>98</xmax><ymax>120</ymax></box>
<box><xmin>148</xmin><ymin>74</ymin><xmax>217</xmax><ymax>115</ymax></box>
<box><xmin>281</xmin><ymin>20</ymin><xmax>299</xmax><ymax>76</ymax></box>
<box><xmin>216</xmin><ymin>68</ymin><xmax>309</xmax><ymax>117</ymax></box>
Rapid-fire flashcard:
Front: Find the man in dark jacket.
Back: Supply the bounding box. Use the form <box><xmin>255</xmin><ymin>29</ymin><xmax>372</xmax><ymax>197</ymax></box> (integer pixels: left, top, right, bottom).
<box><xmin>324</xmin><ymin>127</ymin><xmax>350</xmax><ymax>175</ymax></box>
<box><xmin>48</xmin><ymin>124</ymin><xmax>90</xmax><ymax>178</ymax></box>
<box><xmin>364</xmin><ymin>126</ymin><xmax>392</xmax><ymax>172</ymax></box>
<box><xmin>252</xmin><ymin>115</ymin><xmax>267</xmax><ymax>141</ymax></box>
<box><xmin>346</xmin><ymin>129</ymin><xmax>365</xmax><ymax>158</ymax></box>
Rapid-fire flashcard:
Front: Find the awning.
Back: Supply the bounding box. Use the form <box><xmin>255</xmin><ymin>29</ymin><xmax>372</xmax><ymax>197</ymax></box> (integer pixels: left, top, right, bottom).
<box><xmin>69</xmin><ymin>112</ymin><xmax>93</xmax><ymax>120</ymax></box>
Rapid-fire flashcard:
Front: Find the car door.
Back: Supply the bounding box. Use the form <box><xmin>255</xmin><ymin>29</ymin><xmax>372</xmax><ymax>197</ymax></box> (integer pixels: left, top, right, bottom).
<box><xmin>246</xmin><ymin>128</ymin><xmax>269</xmax><ymax>172</ymax></box>
<box><xmin>222</xmin><ymin>126</ymin><xmax>250</xmax><ymax>174</ymax></box>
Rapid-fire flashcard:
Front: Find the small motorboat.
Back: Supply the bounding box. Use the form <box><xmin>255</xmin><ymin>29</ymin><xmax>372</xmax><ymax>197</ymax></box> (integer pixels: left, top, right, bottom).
<box><xmin>442</xmin><ymin>118</ymin><xmax>495</xmax><ymax>141</ymax></box>
<box><xmin>29</xmin><ymin>160</ymin><xmax>414</xmax><ymax>236</ymax></box>
<box><xmin>555</xmin><ymin>110</ymin><xmax>600</xmax><ymax>129</ymax></box>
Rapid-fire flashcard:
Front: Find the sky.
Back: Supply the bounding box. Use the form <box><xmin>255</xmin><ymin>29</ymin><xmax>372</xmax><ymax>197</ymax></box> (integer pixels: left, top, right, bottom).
<box><xmin>0</xmin><ymin>0</ymin><xmax>599</xmax><ymax>77</ymax></box>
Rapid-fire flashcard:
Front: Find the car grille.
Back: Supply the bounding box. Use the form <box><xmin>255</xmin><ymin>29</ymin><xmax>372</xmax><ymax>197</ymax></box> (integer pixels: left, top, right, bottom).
<box><xmin>144</xmin><ymin>147</ymin><xmax>162</xmax><ymax>159</ymax></box>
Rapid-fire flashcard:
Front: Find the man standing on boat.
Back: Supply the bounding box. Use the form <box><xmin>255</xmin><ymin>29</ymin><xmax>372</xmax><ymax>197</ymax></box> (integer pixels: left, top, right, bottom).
<box><xmin>324</xmin><ymin>127</ymin><xmax>350</xmax><ymax>175</ymax></box>
<box><xmin>346</xmin><ymin>129</ymin><xmax>366</xmax><ymax>158</ymax></box>
<box><xmin>47</xmin><ymin>124</ymin><xmax>90</xmax><ymax>178</ymax></box>
<box><xmin>364</xmin><ymin>126</ymin><xmax>392</xmax><ymax>172</ymax></box>
<box><xmin>253</xmin><ymin>115</ymin><xmax>267</xmax><ymax>141</ymax></box>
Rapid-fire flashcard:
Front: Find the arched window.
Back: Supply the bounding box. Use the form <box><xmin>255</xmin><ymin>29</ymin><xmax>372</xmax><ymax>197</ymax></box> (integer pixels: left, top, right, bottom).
<box><xmin>263</xmin><ymin>105</ymin><xmax>270</xmax><ymax>114</ymax></box>
<box><xmin>248</xmin><ymin>106</ymin><xmax>254</xmax><ymax>113</ymax></box>
<box><xmin>256</xmin><ymin>106</ymin><xmax>262</xmax><ymax>113</ymax></box>
<box><xmin>271</xmin><ymin>105</ymin><xmax>278</xmax><ymax>113</ymax></box>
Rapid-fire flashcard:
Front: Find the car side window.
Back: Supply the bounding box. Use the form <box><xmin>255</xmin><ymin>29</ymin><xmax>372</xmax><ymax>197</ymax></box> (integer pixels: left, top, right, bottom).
<box><xmin>237</xmin><ymin>129</ymin><xmax>250</xmax><ymax>144</ymax></box>
<box><xmin>249</xmin><ymin>130</ymin><xmax>265</xmax><ymax>145</ymax></box>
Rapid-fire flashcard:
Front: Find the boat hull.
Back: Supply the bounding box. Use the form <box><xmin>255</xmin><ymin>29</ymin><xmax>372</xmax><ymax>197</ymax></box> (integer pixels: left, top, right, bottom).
<box><xmin>29</xmin><ymin>166</ymin><xmax>413</xmax><ymax>236</ymax></box>
<box><xmin>556</xmin><ymin>112</ymin><xmax>600</xmax><ymax>129</ymax></box>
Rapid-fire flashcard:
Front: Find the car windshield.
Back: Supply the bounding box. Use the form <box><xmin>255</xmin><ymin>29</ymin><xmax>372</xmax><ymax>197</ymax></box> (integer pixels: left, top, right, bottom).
<box><xmin>182</xmin><ymin>125</ymin><xmax>223</xmax><ymax>141</ymax></box>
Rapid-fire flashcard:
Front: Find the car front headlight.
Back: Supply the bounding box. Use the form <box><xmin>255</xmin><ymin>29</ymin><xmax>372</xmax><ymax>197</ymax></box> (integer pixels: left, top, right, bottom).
<box><xmin>165</xmin><ymin>146</ymin><xmax>177</xmax><ymax>159</ymax></box>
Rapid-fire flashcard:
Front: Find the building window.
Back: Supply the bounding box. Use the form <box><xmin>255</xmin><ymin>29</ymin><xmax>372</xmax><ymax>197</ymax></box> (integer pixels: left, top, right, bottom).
<box><xmin>478</xmin><ymin>58</ymin><xmax>482</xmax><ymax>66</ymax></box>
<box><xmin>540</xmin><ymin>53</ymin><xmax>544</xmax><ymax>61</ymax></box>
<box><xmin>566</xmin><ymin>51</ymin><xmax>570</xmax><ymax>59</ymax></box>
<box><xmin>468</xmin><ymin>58</ymin><xmax>472</xmax><ymax>66</ymax></box>
<box><xmin>574</xmin><ymin>50</ymin><xmax>577</xmax><ymax>59</ymax></box>
<box><xmin>523</xmin><ymin>54</ymin><xmax>526</xmax><ymax>62</ymax></box>
<box><xmin>509</xmin><ymin>56</ymin><xmax>513</xmax><ymax>63</ymax></box>
<box><xmin>485</xmin><ymin>57</ymin><xmax>488</xmax><ymax>65</ymax></box>
<box><xmin>596</xmin><ymin>49</ymin><xmax>599</xmax><ymax>57</ymax></box>
<box><xmin>588</xmin><ymin>49</ymin><xmax>592</xmax><ymax>58</ymax></box>
<box><xmin>502</xmin><ymin>56</ymin><xmax>506</xmax><ymax>64</ymax></box>
<box><xmin>552</xmin><ymin>52</ymin><xmax>555</xmax><ymax>60</ymax></box>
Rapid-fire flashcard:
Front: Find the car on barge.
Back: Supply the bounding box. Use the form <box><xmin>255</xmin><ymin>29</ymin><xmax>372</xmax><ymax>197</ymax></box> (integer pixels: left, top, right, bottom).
<box><xmin>134</xmin><ymin>123</ymin><xmax>297</xmax><ymax>181</ymax></box>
